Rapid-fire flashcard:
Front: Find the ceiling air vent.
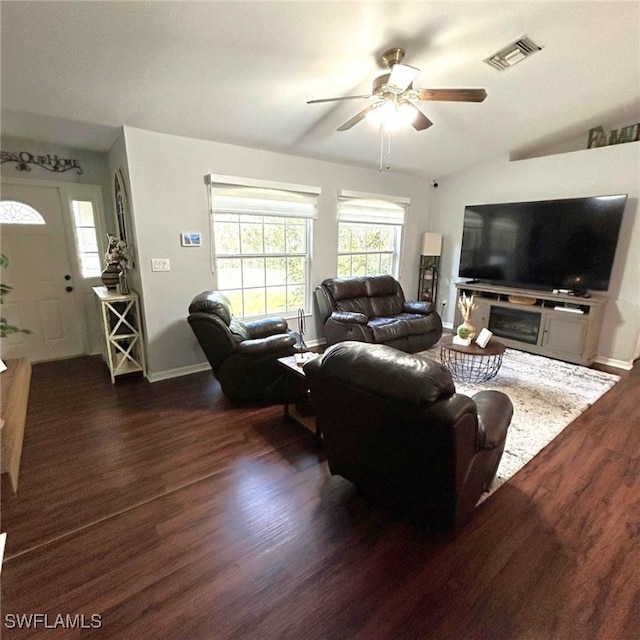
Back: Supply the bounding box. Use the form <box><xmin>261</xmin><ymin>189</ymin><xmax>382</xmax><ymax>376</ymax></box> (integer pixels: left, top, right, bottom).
<box><xmin>484</xmin><ymin>35</ymin><xmax>542</xmax><ymax>71</ymax></box>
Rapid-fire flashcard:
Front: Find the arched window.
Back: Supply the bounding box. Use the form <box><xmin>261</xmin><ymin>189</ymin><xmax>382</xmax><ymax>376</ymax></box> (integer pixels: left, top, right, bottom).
<box><xmin>0</xmin><ymin>200</ymin><xmax>46</xmax><ymax>225</ymax></box>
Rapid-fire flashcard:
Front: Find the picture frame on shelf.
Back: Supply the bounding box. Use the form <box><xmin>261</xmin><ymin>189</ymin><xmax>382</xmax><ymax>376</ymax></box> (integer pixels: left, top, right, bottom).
<box><xmin>476</xmin><ymin>328</ymin><xmax>493</xmax><ymax>348</ymax></box>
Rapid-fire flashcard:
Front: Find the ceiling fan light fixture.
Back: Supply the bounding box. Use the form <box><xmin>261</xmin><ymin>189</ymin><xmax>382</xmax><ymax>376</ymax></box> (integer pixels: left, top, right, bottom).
<box><xmin>367</xmin><ymin>99</ymin><xmax>417</xmax><ymax>130</ymax></box>
<box><xmin>309</xmin><ymin>46</ymin><xmax>485</xmax><ymax>140</ymax></box>
<box><xmin>367</xmin><ymin>101</ymin><xmax>395</xmax><ymax>128</ymax></box>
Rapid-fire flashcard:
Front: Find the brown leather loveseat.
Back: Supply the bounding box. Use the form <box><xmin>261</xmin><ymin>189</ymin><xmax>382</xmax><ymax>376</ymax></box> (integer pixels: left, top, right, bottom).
<box><xmin>315</xmin><ymin>275</ymin><xmax>442</xmax><ymax>352</ymax></box>
<box><xmin>304</xmin><ymin>341</ymin><xmax>513</xmax><ymax>531</ymax></box>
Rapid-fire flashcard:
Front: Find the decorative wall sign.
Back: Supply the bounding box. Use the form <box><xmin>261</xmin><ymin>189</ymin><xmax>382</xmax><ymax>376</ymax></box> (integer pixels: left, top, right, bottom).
<box><xmin>587</xmin><ymin>122</ymin><xmax>640</xmax><ymax>149</ymax></box>
<box><xmin>0</xmin><ymin>150</ymin><xmax>83</xmax><ymax>175</ymax></box>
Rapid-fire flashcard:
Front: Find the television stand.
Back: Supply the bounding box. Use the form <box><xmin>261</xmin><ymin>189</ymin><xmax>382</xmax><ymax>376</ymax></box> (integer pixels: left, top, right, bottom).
<box><xmin>454</xmin><ymin>282</ymin><xmax>608</xmax><ymax>366</ymax></box>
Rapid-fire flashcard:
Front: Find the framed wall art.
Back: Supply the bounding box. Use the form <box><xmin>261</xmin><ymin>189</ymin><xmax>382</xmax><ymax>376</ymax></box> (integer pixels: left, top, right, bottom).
<box><xmin>181</xmin><ymin>232</ymin><xmax>202</xmax><ymax>247</ymax></box>
<box><xmin>114</xmin><ymin>169</ymin><xmax>129</xmax><ymax>244</ymax></box>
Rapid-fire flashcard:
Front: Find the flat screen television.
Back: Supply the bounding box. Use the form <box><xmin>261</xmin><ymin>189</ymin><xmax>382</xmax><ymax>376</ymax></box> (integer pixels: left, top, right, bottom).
<box><xmin>459</xmin><ymin>194</ymin><xmax>627</xmax><ymax>293</ymax></box>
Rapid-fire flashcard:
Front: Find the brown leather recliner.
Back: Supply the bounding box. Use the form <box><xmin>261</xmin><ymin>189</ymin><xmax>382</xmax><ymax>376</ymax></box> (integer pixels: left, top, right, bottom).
<box><xmin>315</xmin><ymin>275</ymin><xmax>442</xmax><ymax>352</ymax></box>
<box><xmin>304</xmin><ymin>341</ymin><xmax>513</xmax><ymax>531</ymax></box>
<box><xmin>188</xmin><ymin>291</ymin><xmax>299</xmax><ymax>404</ymax></box>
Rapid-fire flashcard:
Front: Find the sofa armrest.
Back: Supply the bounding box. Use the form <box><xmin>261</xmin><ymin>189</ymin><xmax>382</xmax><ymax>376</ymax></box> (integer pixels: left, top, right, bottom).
<box><xmin>403</xmin><ymin>300</ymin><xmax>434</xmax><ymax>315</ymax></box>
<box><xmin>237</xmin><ymin>333</ymin><xmax>296</xmax><ymax>355</ymax></box>
<box><xmin>245</xmin><ymin>317</ymin><xmax>289</xmax><ymax>339</ymax></box>
<box><xmin>473</xmin><ymin>390</ymin><xmax>514</xmax><ymax>450</ymax></box>
<box><xmin>330</xmin><ymin>311</ymin><xmax>369</xmax><ymax>324</ymax></box>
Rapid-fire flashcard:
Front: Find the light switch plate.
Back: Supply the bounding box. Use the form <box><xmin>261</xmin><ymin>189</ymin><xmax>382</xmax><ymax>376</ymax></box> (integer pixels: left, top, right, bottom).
<box><xmin>151</xmin><ymin>258</ymin><xmax>171</xmax><ymax>272</ymax></box>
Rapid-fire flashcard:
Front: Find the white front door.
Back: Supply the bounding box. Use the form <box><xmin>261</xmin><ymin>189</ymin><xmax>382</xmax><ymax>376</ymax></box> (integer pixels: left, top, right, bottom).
<box><xmin>1</xmin><ymin>183</ymin><xmax>86</xmax><ymax>362</ymax></box>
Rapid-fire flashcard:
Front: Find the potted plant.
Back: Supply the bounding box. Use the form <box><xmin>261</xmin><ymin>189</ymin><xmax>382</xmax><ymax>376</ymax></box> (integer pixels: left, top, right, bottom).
<box><xmin>457</xmin><ymin>293</ymin><xmax>479</xmax><ymax>340</ymax></box>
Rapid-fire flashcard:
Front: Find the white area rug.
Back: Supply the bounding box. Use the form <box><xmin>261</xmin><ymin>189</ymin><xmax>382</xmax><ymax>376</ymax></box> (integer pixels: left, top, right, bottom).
<box><xmin>424</xmin><ymin>347</ymin><xmax>620</xmax><ymax>493</ymax></box>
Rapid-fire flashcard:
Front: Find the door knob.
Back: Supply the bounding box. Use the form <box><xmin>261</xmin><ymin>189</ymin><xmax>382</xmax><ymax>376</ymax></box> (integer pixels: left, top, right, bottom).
<box><xmin>64</xmin><ymin>274</ymin><xmax>71</xmax><ymax>280</ymax></box>
<box><xmin>65</xmin><ymin>286</ymin><xmax>74</xmax><ymax>292</ymax></box>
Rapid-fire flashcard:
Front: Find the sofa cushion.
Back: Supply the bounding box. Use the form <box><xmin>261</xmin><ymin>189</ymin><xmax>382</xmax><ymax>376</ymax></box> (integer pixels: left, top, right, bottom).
<box><xmin>335</xmin><ymin>296</ymin><xmax>374</xmax><ymax>318</ymax></box>
<box><xmin>363</xmin><ymin>274</ymin><xmax>399</xmax><ymax>297</ymax></box>
<box><xmin>368</xmin><ymin>316</ymin><xmax>409</xmax><ymax>342</ymax></box>
<box><xmin>324</xmin><ymin>277</ymin><xmax>368</xmax><ymax>301</ymax></box>
<box><xmin>396</xmin><ymin>312</ymin><xmax>439</xmax><ymax>336</ymax></box>
<box><xmin>369</xmin><ymin>294</ymin><xmax>403</xmax><ymax>318</ymax></box>
<box><xmin>365</xmin><ymin>275</ymin><xmax>404</xmax><ymax>317</ymax></box>
<box><xmin>368</xmin><ymin>313</ymin><xmax>438</xmax><ymax>342</ymax></box>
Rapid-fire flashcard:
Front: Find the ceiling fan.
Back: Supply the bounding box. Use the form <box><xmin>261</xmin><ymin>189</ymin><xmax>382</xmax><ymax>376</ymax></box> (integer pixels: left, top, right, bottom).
<box><xmin>307</xmin><ymin>47</ymin><xmax>487</xmax><ymax>132</ymax></box>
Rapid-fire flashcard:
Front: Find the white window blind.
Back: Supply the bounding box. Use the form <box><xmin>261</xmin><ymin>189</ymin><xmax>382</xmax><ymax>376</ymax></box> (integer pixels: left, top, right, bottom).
<box><xmin>207</xmin><ymin>174</ymin><xmax>319</xmax><ymax>218</ymax></box>
<box><xmin>337</xmin><ymin>197</ymin><xmax>406</xmax><ymax>225</ymax></box>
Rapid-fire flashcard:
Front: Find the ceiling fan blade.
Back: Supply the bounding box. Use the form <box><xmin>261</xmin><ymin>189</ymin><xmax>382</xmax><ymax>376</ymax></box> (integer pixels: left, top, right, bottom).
<box><xmin>408</xmin><ymin>104</ymin><xmax>433</xmax><ymax>131</ymax></box>
<box><xmin>416</xmin><ymin>88</ymin><xmax>488</xmax><ymax>102</ymax></box>
<box><xmin>307</xmin><ymin>94</ymin><xmax>372</xmax><ymax>104</ymax></box>
<box><xmin>337</xmin><ymin>104</ymin><xmax>380</xmax><ymax>131</ymax></box>
<box><xmin>388</xmin><ymin>63</ymin><xmax>419</xmax><ymax>91</ymax></box>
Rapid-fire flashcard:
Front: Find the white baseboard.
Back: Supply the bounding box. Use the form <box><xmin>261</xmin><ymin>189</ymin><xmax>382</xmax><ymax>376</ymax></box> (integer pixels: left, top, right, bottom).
<box><xmin>147</xmin><ymin>362</ymin><xmax>211</xmax><ymax>383</ymax></box>
<box><xmin>594</xmin><ymin>355</ymin><xmax>633</xmax><ymax>371</ymax></box>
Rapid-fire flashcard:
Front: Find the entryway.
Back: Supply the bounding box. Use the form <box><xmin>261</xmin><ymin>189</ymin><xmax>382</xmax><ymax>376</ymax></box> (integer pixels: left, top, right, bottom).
<box><xmin>1</xmin><ymin>180</ymin><xmax>104</xmax><ymax>362</ymax></box>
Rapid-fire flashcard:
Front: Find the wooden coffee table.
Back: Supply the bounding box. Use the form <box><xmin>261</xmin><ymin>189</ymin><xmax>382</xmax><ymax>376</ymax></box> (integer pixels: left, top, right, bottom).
<box><xmin>439</xmin><ymin>334</ymin><xmax>506</xmax><ymax>383</ymax></box>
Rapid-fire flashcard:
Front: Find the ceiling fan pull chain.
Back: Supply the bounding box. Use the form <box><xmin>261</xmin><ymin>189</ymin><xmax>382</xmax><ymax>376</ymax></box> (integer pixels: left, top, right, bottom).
<box><xmin>386</xmin><ymin>128</ymin><xmax>392</xmax><ymax>171</ymax></box>
<box><xmin>379</xmin><ymin>126</ymin><xmax>392</xmax><ymax>172</ymax></box>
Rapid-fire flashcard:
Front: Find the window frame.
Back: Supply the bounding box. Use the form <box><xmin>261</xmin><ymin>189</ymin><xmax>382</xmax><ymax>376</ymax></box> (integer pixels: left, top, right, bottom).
<box><xmin>337</xmin><ymin>220</ymin><xmax>403</xmax><ymax>279</ymax></box>
<box><xmin>70</xmin><ymin>198</ymin><xmax>102</xmax><ymax>278</ymax></box>
<box><xmin>336</xmin><ymin>192</ymin><xmax>409</xmax><ymax>280</ymax></box>
<box><xmin>60</xmin><ymin>184</ymin><xmax>108</xmax><ymax>281</ymax></box>
<box><xmin>207</xmin><ymin>175</ymin><xmax>319</xmax><ymax>320</ymax></box>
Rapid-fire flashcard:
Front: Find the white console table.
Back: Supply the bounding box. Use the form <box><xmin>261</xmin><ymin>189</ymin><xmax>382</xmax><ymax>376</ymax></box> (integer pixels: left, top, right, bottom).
<box><xmin>454</xmin><ymin>282</ymin><xmax>608</xmax><ymax>366</ymax></box>
<box><xmin>93</xmin><ymin>286</ymin><xmax>146</xmax><ymax>383</ymax></box>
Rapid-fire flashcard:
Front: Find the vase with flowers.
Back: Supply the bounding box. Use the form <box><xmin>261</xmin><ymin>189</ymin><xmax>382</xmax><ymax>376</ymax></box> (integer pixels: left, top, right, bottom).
<box><xmin>456</xmin><ymin>293</ymin><xmax>479</xmax><ymax>341</ymax></box>
<box><xmin>102</xmin><ymin>234</ymin><xmax>131</xmax><ymax>292</ymax></box>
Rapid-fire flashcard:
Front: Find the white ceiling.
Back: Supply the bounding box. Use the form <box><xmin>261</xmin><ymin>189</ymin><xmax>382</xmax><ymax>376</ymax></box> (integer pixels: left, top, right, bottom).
<box><xmin>2</xmin><ymin>1</ymin><xmax>639</xmax><ymax>178</ymax></box>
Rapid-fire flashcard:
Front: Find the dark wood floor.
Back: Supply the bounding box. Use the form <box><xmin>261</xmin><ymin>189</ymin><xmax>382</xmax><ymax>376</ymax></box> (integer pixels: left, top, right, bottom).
<box><xmin>1</xmin><ymin>354</ymin><xmax>639</xmax><ymax>639</ymax></box>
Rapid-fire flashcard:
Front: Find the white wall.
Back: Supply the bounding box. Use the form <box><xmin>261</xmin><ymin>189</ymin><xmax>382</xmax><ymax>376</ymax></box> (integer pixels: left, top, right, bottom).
<box><xmin>121</xmin><ymin>126</ymin><xmax>431</xmax><ymax>379</ymax></box>
<box><xmin>430</xmin><ymin>142</ymin><xmax>640</xmax><ymax>368</ymax></box>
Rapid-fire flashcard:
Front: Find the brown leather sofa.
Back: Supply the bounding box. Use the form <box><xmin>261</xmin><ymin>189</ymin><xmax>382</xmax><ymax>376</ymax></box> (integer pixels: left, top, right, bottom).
<box><xmin>188</xmin><ymin>291</ymin><xmax>300</xmax><ymax>404</ymax></box>
<box><xmin>304</xmin><ymin>341</ymin><xmax>513</xmax><ymax>531</ymax></box>
<box><xmin>315</xmin><ymin>275</ymin><xmax>442</xmax><ymax>352</ymax></box>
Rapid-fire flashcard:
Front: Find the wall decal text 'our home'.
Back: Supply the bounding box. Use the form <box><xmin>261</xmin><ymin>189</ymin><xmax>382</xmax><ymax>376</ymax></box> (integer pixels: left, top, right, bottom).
<box><xmin>0</xmin><ymin>150</ymin><xmax>83</xmax><ymax>175</ymax></box>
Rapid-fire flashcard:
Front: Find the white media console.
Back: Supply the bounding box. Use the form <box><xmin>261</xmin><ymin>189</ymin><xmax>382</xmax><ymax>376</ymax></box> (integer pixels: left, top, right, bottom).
<box><xmin>454</xmin><ymin>282</ymin><xmax>608</xmax><ymax>366</ymax></box>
